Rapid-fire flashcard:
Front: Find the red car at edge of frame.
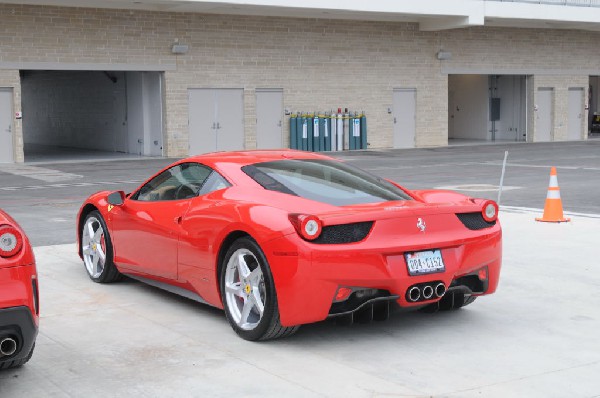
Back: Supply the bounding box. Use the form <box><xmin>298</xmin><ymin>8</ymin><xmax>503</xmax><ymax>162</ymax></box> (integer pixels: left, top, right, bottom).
<box><xmin>0</xmin><ymin>209</ymin><xmax>39</xmax><ymax>369</ymax></box>
<box><xmin>77</xmin><ymin>150</ymin><xmax>502</xmax><ymax>341</ymax></box>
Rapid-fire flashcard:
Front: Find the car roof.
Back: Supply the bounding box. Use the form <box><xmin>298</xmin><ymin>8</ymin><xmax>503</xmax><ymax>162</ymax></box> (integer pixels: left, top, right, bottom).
<box><xmin>182</xmin><ymin>149</ymin><xmax>333</xmax><ymax>168</ymax></box>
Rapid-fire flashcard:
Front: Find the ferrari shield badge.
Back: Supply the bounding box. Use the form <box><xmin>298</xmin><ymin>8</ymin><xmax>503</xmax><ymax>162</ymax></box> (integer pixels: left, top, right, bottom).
<box><xmin>417</xmin><ymin>218</ymin><xmax>426</xmax><ymax>232</ymax></box>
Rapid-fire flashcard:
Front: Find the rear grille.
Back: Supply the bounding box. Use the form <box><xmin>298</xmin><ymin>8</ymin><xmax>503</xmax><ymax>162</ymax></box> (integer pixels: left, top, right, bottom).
<box><xmin>313</xmin><ymin>222</ymin><xmax>373</xmax><ymax>244</ymax></box>
<box><xmin>456</xmin><ymin>212</ymin><xmax>496</xmax><ymax>230</ymax></box>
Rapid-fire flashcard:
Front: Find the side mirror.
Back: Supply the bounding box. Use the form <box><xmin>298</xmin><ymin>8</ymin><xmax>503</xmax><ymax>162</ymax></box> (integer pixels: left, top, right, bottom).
<box><xmin>107</xmin><ymin>191</ymin><xmax>125</xmax><ymax>206</ymax></box>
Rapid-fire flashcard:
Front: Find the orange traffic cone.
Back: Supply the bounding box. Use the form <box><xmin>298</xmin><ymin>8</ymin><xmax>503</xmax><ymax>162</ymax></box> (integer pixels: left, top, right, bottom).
<box><xmin>535</xmin><ymin>167</ymin><xmax>570</xmax><ymax>223</ymax></box>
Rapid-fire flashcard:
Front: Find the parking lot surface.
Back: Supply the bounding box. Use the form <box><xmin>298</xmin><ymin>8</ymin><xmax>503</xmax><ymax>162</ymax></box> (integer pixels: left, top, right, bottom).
<box><xmin>1</xmin><ymin>209</ymin><xmax>599</xmax><ymax>397</ymax></box>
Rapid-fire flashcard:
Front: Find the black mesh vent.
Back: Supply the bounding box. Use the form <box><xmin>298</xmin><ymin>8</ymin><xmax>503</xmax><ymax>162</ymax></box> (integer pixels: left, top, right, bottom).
<box><xmin>456</xmin><ymin>212</ymin><xmax>496</xmax><ymax>230</ymax></box>
<box><xmin>313</xmin><ymin>222</ymin><xmax>374</xmax><ymax>244</ymax></box>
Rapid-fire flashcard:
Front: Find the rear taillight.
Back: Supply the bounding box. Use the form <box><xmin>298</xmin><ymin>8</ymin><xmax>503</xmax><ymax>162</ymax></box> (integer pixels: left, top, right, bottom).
<box><xmin>289</xmin><ymin>214</ymin><xmax>323</xmax><ymax>241</ymax></box>
<box><xmin>481</xmin><ymin>200</ymin><xmax>499</xmax><ymax>223</ymax></box>
<box><xmin>0</xmin><ymin>225</ymin><xmax>23</xmax><ymax>258</ymax></box>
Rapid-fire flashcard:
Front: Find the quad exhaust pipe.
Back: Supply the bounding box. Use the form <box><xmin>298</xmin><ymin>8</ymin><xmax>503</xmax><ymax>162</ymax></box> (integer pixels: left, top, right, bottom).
<box><xmin>0</xmin><ymin>337</ymin><xmax>17</xmax><ymax>357</ymax></box>
<box><xmin>435</xmin><ymin>282</ymin><xmax>446</xmax><ymax>298</ymax></box>
<box><xmin>422</xmin><ymin>285</ymin><xmax>434</xmax><ymax>300</ymax></box>
<box><xmin>406</xmin><ymin>282</ymin><xmax>446</xmax><ymax>303</ymax></box>
<box><xmin>408</xmin><ymin>286</ymin><xmax>420</xmax><ymax>302</ymax></box>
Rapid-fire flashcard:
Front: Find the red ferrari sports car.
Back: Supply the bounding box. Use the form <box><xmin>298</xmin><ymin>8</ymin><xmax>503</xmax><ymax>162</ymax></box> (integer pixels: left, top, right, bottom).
<box><xmin>0</xmin><ymin>209</ymin><xmax>39</xmax><ymax>369</ymax></box>
<box><xmin>77</xmin><ymin>150</ymin><xmax>501</xmax><ymax>341</ymax></box>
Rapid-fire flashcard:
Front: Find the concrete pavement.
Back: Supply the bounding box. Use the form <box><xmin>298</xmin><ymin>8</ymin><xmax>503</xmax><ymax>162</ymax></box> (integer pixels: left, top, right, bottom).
<box><xmin>1</xmin><ymin>208</ymin><xmax>599</xmax><ymax>397</ymax></box>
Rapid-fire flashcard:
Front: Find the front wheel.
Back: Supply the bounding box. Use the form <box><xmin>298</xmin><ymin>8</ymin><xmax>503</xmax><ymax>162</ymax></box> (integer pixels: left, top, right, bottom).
<box><xmin>220</xmin><ymin>237</ymin><xmax>299</xmax><ymax>341</ymax></box>
<box><xmin>81</xmin><ymin>211</ymin><xmax>121</xmax><ymax>283</ymax></box>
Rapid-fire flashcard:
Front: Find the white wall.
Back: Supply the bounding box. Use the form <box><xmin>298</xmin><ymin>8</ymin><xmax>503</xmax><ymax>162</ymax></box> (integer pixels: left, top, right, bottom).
<box><xmin>126</xmin><ymin>71</ymin><xmax>163</xmax><ymax>156</ymax></box>
<box><xmin>126</xmin><ymin>72</ymin><xmax>144</xmax><ymax>155</ymax></box>
<box><xmin>493</xmin><ymin>75</ymin><xmax>527</xmax><ymax>142</ymax></box>
<box><xmin>142</xmin><ymin>72</ymin><xmax>163</xmax><ymax>156</ymax></box>
<box><xmin>448</xmin><ymin>75</ymin><xmax>489</xmax><ymax>140</ymax></box>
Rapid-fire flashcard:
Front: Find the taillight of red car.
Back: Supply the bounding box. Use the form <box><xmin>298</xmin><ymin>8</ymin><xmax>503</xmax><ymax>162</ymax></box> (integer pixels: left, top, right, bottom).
<box><xmin>481</xmin><ymin>200</ymin><xmax>499</xmax><ymax>223</ymax></box>
<box><xmin>0</xmin><ymin>225</ymin><xmax>23</xmax><ymax>258</ymax></box>
<box><xmin>288</xmin><ymin>214</ymin><xmax>323</xmax><ymax>241</ymax></box>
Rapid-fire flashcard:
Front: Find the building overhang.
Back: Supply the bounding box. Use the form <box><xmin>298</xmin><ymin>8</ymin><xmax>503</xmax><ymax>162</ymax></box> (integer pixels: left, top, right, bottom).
<box><xmin>0</xmin><ymin>0</ymin><xmax>484</xmax><ymax>30</ymax></box>
<box><xmin>0</xmin><ymin>0</ymin><xmax>599</xmax><ymax>32</ymax></box>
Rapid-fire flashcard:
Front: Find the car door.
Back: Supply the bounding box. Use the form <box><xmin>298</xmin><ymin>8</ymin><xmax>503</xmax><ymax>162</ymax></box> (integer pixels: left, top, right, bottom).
<box><xmin>177</xmin><ymin>170</ymin><xmax>232</xmax><ymax>300</ymax></box>
<box><xmin>110</xmin><ymin>163</ymin><xmax>213</xmax><ymax>279</ymax></box>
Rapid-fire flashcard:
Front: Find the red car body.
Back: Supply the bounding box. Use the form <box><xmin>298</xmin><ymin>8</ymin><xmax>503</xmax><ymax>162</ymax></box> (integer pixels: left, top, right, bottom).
<box><xmin>0</xmin><ymin>209</ymin><xmax>39</xmax><ymax>369</ymax></box>
<box><xmin>77</xmin><ymin>150</ymin><xmax>501</xmax><ymax>339</ymax></box>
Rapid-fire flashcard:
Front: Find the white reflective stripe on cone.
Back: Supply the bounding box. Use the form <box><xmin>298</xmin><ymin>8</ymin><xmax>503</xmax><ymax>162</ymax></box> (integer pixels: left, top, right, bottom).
<box><xmin>546</xmin><ymin>190</ymin><xmax>561</xmax><ymax>199</ymax></box>
<box><xmin>549</xmin><ymin>175</ymin><xmax>559</xmax><ymax>187</ymax></box>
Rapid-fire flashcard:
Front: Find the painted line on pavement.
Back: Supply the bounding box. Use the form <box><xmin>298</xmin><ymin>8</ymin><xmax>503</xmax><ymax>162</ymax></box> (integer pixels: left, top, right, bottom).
<box><xmin>501</xmin><ymin>206</ymin><xmax>600</xmax><ymax>219</ymax></box>
<box><xmin>0</xmin><ymin>180</ymin><xmax>144</xmax><ymax>192</ymax></box>
<box><xmin>0</xmin><ymin>164</ymin><xmax>83</xmax><ymax>182</ymax></box>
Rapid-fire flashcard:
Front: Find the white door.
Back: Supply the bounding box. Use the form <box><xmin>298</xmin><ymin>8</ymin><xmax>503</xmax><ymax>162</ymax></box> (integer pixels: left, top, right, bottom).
<box><xmin>0</xmin><ymin>89</ymin><xmax>14</xmax><ymax>163</ymax></box>
<box><xmin>189</xmin><ymin>88</ymin><xmax>244</xmax><ymax>155</ymax></box>
<box><xmin>256</xmin><ymin>89</ymin><xmax>283</xmax><ymax>149</ymax></box>
<box><xmin>393</xmin><ymin>88</ymin><xmax>416</xmax><ymax>148</ymax></box>
<box><xmin>215</xmin><ymin>89</ymin><xmax>244</xmax><ymax>152</ymax></box>
<box><xmin>189</xmin><ymin>89</ymin><xmax>216</xmax><ymax>155</ymax></box>
<box><xmin>448</xmin><ymin>90</ymin><xmax>455</xmax><ymax>139</ymax></box>
<box><xmin>567</xmin><ymin>87</ymin><xmax>584</xmax><ymax>141</ymax></box>
<box><xmin>536</xmin><ymin>88</ymin><xmax>553</xmax><ymax>142</ymax></box>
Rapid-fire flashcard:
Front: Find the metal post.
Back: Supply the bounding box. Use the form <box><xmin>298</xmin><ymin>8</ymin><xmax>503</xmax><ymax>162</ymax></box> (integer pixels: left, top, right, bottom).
<box><xmin>498</xmin><ymin>150</ymin><xmax>509</xmax><ymax>205</ymax></box>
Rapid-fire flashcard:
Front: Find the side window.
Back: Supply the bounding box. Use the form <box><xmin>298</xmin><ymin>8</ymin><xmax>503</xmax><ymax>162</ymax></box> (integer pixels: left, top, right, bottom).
<box><xmin>134</xmin><ymin>163</ymin><xmax>213</xmax><ymax>202</ymax></box>
<box><xmin>198</xmin><ymin>171</ymin><xmax>231</xmax><ymax>196</ymax></box>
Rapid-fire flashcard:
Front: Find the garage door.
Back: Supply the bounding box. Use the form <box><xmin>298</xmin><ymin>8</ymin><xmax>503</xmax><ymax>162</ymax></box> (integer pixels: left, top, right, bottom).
<box><xmin>20</xmin><ymin>70</ymin><xmax>164</xmax><ymax>161</ymax></box>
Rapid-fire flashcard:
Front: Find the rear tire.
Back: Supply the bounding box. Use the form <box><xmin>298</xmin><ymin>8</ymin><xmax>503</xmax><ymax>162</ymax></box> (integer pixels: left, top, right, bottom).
<box><xmin>0</xmin><ymin>343</ymin><xmax>35</xmax><ymax>370</ymax></box>
<box><xmin>220</xmin><ymin>237</ymin><xmax>299</xmax><ymax>341</ymax></box>
<box><xmin>81</xmin><ymin>211</ymin><xmax>121</xmax><ymax>283</ymax></box>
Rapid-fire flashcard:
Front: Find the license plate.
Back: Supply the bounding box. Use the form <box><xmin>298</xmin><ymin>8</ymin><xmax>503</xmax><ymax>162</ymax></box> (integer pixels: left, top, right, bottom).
<box><xmin>405</xmin><ymin>249</ymin><xmax>445</xmax><ymax>276</ymax></box>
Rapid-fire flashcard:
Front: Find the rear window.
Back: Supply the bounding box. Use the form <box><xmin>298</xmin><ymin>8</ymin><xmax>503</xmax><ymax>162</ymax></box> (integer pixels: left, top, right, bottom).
<box><xmin>242</xmin><ymin>159</ymin><xmax>412</xmax><ymax>206</ymax></box>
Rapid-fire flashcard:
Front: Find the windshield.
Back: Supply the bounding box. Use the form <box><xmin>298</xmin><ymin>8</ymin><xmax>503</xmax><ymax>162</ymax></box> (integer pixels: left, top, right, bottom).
<box><xmin>242</xmin><ymin>159</ymin><xmax>412</xmax><ymax>206</ymax></box>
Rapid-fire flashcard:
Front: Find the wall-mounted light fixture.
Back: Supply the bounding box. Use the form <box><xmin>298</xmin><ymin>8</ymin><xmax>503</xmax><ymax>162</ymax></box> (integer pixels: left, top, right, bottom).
<box><xmin>171</xmin><ymin>44</ymin><xmax>189</xmax><ymax>54</ymax></box>
<box><xmin>436</xmin><ymin>51</ymin><xmax>452</xmax><ymax>60</ymax></box>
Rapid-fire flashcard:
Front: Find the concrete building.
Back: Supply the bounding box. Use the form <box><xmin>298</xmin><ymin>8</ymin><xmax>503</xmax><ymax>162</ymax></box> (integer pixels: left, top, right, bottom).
<box><xmin>1</xmin><ymin>0</ymin><xmax>599</xmax><ymax>163</ymax></box>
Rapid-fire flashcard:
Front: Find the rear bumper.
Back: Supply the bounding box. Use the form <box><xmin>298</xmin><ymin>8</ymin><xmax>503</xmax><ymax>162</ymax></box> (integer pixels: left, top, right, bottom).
<box><xmin>265</xmin><ymin>227</ymin><xmax>502</xmax><ymax>327</ymax></box>
<box><xmin>0</xmin><ymin>306</ymin><xmax>38</xmax><ymax>363</ymax></box>
<box><xmin>0</xmin><ymin>263</ymin><xmax>39</xmax><ymax>317</ymax></box>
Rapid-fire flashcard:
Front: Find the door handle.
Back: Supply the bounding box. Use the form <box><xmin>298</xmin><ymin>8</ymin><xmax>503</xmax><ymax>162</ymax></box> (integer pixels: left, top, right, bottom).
<box><xmin>212</xmin><ymin>122</ymin><xmax>216</xmax><ymax>130</ymax></box>
<box><xmin>174</xmin><ymin>216</ymin><xmax>182</xmax><ymax>224</ymax></box>
<box><xmin>394</xmin><ymin>117</ymin><xmax>397</xmax><ymax>124</ymax></box>
<box><xmin>7</xmin><ymin>125</ymin><xmax>11</xmax><ymax>133</ymax></box>
<box><xmin>216</xmin><ymin>122</ymin><xmax>221</xmax><ymax>130</ymax></box>
<box><xmin>277</xmin><ymin>120</ymin><xmax>282</xmax><ymax>127</ymax></box>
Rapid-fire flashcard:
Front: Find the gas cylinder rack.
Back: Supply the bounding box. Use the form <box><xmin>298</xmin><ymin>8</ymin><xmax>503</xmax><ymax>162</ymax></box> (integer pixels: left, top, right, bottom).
<box><xmin>289</xmin><ymin>109</ymin><xmax>367</xmax><ymax>151</ymax></box>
